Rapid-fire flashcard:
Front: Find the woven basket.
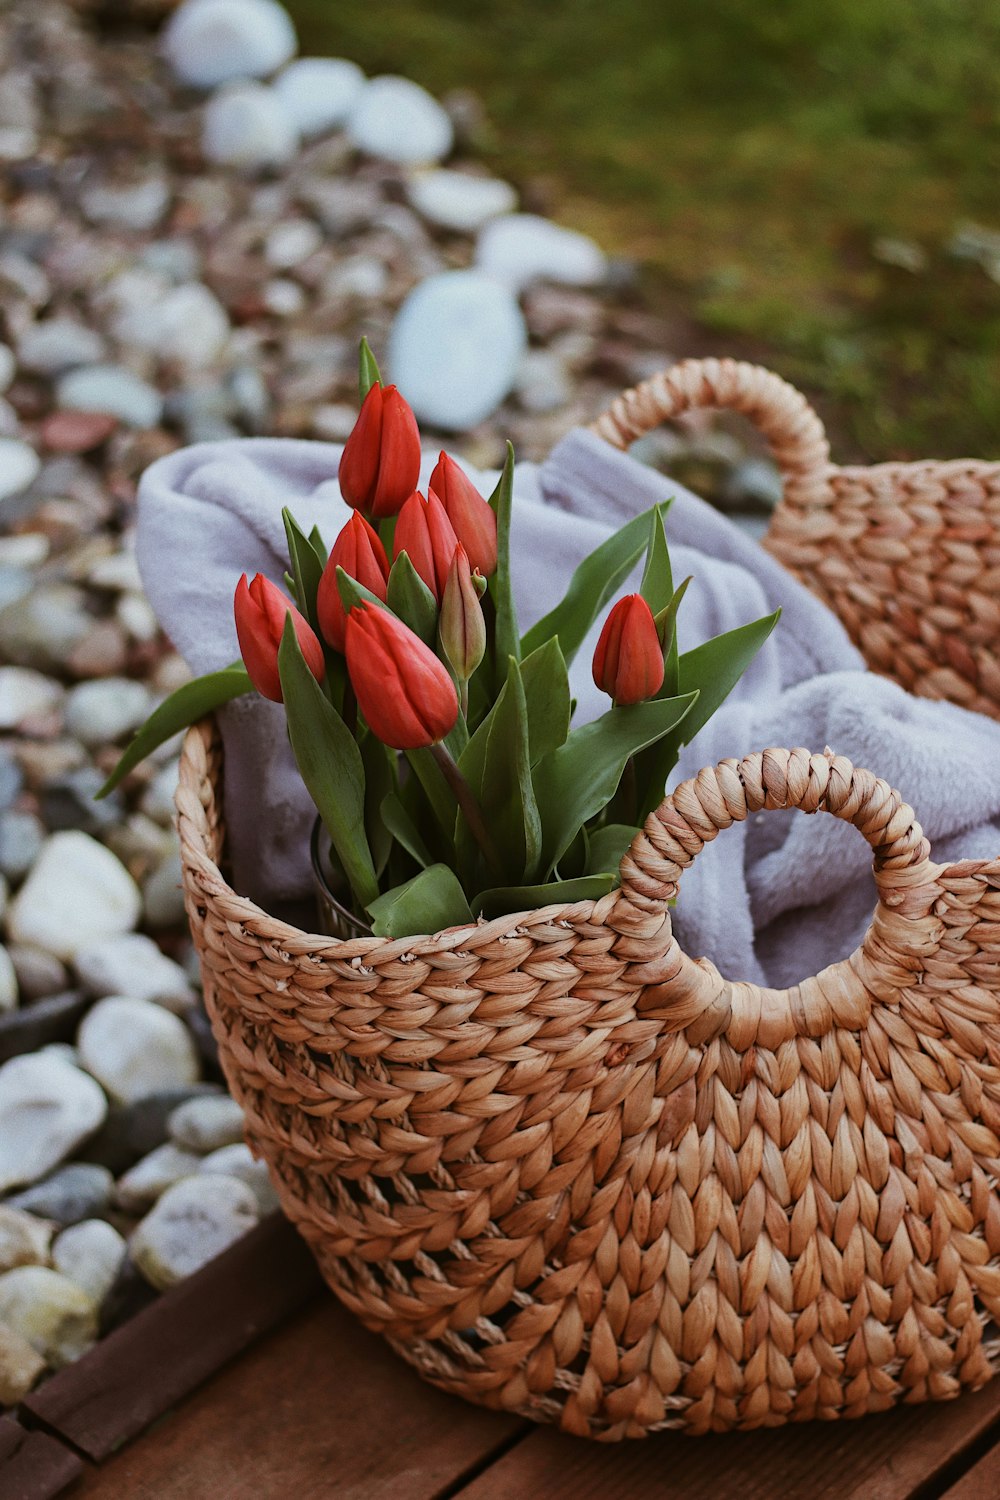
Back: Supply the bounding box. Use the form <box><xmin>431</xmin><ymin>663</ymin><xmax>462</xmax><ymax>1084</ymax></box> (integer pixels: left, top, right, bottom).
<box><xmin>177</xmin><ymin>359</ymin><xmax>1000</xmax><ymax>1438</ymax></box>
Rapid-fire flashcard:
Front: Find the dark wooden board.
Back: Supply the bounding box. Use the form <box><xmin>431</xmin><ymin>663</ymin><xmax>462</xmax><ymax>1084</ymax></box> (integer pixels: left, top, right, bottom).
<box><xmin>940</xmin><ymin>1443</ymin><xmax>1000</xmax><ymax>1499</ymax></box>
<box><xmin>22</xmin><ymin>1213</ymin><xmax>323</xmax><ymax>1461</ymax></box>
<box><xmin>0</xmin><ymin>1415</ymin><xmax>83</xmax><ymax>1500</ymax></box>
<box><xmin>73</xmin><ymin>1296</ymin><xmax>527</xmax><ymax>1500</ymax></box>
<box><xmin>451</xmin><ymin>1381</ymin><xmax>1000</xmax><ymax>1500</ymax></box>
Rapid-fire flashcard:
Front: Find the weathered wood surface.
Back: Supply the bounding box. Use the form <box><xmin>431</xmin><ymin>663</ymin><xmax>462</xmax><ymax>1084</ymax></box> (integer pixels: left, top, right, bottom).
<box><xmin>0</xmin><ymin>1415</ymin><xmax>83</xmax><ymax>1500</ymax></box>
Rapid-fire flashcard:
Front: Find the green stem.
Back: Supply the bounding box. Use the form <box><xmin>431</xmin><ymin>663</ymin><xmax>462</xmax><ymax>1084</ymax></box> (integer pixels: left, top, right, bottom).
<box><xmin>429</xmin><ymin>741</ymin><xmax>504</xmax><ymax>882</ymax></box>
<box><xmin>459</xmin><ymin>679</ymin><xmax>469</xmax><ymax>720</ymax></box>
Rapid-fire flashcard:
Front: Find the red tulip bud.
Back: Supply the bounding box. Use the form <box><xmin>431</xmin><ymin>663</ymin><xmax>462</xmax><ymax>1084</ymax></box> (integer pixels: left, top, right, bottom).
<box><xmin>592</xmin><ymin>594</ymin><xmax>665</xmax><ymax>706</ymax></box>
<box><xmin>316</xmin><ymin>511</ymin><xmax>389</xmax><ymax>651</ymax></box>
<box><xmin>345</xmin><ymin>601</ymin><xmax>458</xmax><ymax>750</ymax></box>
<box><xmin>234</xmin><ymin>573</ymin><xmax>325</xmax><ymax>703</ymax></box>
<box><xmin>393</xmin><ymin>489</ymin><xmax>460</xmax><ymax>602</ymax></box>
<box><xmin>429</xmin><ymin>452</ymin><xmax>498</xmax><ymax>577</ymax></box>
<box><xmin>439</xmin><ymin>545</ymin><xmax>486</xmax><ymax>683</ymax></box>
<box><xmin>338</xmin><ymin>383</ymin><xmax>421</xmax><ymax>519</ymax></box>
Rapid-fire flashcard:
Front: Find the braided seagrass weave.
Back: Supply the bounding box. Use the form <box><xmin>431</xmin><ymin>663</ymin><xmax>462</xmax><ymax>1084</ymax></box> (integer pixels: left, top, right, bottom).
<box><xmin>178</xmin><ymin>361</ymin><xmax>1000</xmax><ymax>1438</ymax></box>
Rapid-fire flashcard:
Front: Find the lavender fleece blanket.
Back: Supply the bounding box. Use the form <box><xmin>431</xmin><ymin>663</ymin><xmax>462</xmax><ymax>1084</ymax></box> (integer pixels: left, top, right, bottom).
<box><xmin>137</xmin><ymin>428</ymin><xmax>1000</xmax><ymax>988</ymax></box>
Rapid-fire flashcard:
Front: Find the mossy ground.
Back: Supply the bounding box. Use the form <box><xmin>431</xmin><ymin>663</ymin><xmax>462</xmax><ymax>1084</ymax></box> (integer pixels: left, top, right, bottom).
<box><xmin>288</xmin><ymin>0</ymin><xmax>1000</xmax><ymax>462</ymax></box>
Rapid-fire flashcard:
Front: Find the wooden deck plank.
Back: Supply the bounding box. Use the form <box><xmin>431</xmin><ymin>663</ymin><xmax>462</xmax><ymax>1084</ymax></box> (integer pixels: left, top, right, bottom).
<box><xmin>73</xmin><ymin>1296</ymin><xmax>526</xmax><ymax>1500</ymax></box>
<box><xmin>452</xmin><ymin>1382</ymin><xmax>1000</xmax><ymax>1500</ymax></box>
<box><xmin>22</xmin><ymin>1213</ymin><xmax>323</xmax><ymax>1461</ymax></box>
<box><xmin>0</xmin><ymin>1415</ymin><xmax>83</xmax><ymax>1500</ymax></box>
<box><xmin>940</xmin><ymin>1442</ymin><xmax>1000</xmax><ymax>1500</ymax></box>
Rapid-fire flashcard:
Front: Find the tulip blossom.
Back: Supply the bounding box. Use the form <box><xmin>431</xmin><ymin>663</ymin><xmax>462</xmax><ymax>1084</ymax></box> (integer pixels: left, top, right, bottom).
<box><xmin>344</xmin><ymin>601</ymin><xmax>458</xmax><ymax>750</ymax></box>
<box><xmin>234</xmin><ymin>573</ymin><xmax>325</xmax><ymax>703</ymax></box>
<box><xmin>592</xmin><ymin>594</ymin><xmax>665</xmax><ymax>706</ymax></box>
<box><xmin>429</xmin><ymin>452</ymin><xmax>498</xmax><ymax>577</ymax></box>
<box><xmin>393</xmin><ymin>489</ymin><xmax>460</xmax><ymax>602</ymax></box>
<box><xmin>439</xmin><ymin>545</ymin><xmax>486</xmax><ymax>691</ymax></box>
<box><xmin>338</xmin><ymin>382</ymin><xmax>421</xmax><ymax>519</ymax></box>
<box><xmin>317</xmin><ymin>512</ymin><xmax>390</xmax><ymax>651</ymax></box>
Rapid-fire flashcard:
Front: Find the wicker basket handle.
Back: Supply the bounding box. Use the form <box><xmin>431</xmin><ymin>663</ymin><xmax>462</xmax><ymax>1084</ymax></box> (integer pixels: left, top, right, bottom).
<box><xmin>589</xmin><ymin>356</ymin><xmax>834</xmax><ymax>514</ymax></box>
<box><xmin>617</xmin><ymin>747</ymin><xmax>940</xmax><ymax>1044</ymax></box>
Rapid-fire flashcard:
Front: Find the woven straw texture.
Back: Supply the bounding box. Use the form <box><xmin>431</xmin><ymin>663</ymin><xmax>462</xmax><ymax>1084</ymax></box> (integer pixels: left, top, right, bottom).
<box><xmin>178</xmin><ymin>359</ymin><xmax>1000</xmax><ymax>1438</ymax></box>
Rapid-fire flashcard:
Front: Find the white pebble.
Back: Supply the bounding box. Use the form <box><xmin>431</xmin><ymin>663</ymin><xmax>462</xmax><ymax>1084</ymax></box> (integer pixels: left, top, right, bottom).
<box><xmin>198</xmin><ymin>1143</ymin><xmax>279</xmax><ymax>1214</ymax></box>
<box><xmin>77</xmin><ymin>995</ymin><xmax>199</xmax><ymax>1103</ymax></box>
<box><xmin>203</xmin><ymin>82</ymin><xmax>299</xmax><ymax>171</ymax></box>
<box><xmin>164</xmin><ymin>0</ymin><xmax>297</xmax><ymax>89</ymax></box>
<box><xmin>0</xmin><ymin>1205</ymin><xmax>54</xmax><ymax>1272</ymax></box>
<box><xmin>18</xmin><ymin>320</ymin><xmax>106</xmax><ymax>376</ymax></box>
<box><xmin>348</xmin><ymin>75</ymin><xmax>453</xmax><ymax>166</ymax></box>
<box><xmin>0</xmin><ymin>438</ymin><xmax>40</xmax><ymax>502</ymax></box>
<box><xmin>52</xmin><ymin>1220</ymin><xmax>126</xmax><ymax>1305</ymax></box>
<box><xmin>64</xmin><ymin>677</ymin><xmax>152</xmax><ymax>747</ymax></box>
<box><xmin>74</xmin><ymin>932</ymin><xmax>195</xmax><ymax>1010</ymax></box>
<box><xmin>57</xmin><ymin>366</ymin><xmax>163</xmax><ymax>429</ymax></box>
<box><xmin>476</xmin><ymin>213</ymin><xmax>607</xmax><ymax>292</ymax></box>
<box><xmin>264</xmin><ymin>219</ymin><xmax>323</xmax><ymax>269</ymax></box>
<box><xmin>407</xmin><ymin>170</ymin><xmax>517</xmax><ymax>234</ymax></box>
<box><xmin>115</xmin><ymin>1142</ymin><xmax>204</xmax><ymax>1213</ymax></box>
<box><xmin>113</xmin><ymin>284</ymin><xmax>231</xmax><ymax>370</ymax></box>
<box><xmin>169</xmin><ymin>1093</ymin><xmax>246</xmax><ymax>1152</ymax></box>
<box><xmin>0</xmin><ymin>344</ymin><xmax>15</xmax><ymax>392</ymax></box>
<box><xmin>0</xmin><ymin>1265</ymin><xmax>98</xmax><ymax>1367</ymax></box>
<box><xmin>273</xmin><ymin>57</ymin><xmax>365</xmax><ymax>137</ymax></box>
<box><xmin>0</xmin><ymin>666</ymin><xmax>62</xmax><ymax>730</ymax></box>
<box><xmin>130</xmin><ymin>1174</ymin><xmax>259</xmax><ymax>1290</ymax></box>
<box><xmin>0</xmin><ymin>1053</ymin><xmax>107</xmax><ymax>1194</ymax></box>
<box><xmin>8</xmin><ymin>831</ymin><xmax>141</xmax><ymax>962</ymax></box>
<box><xmin>0</xmin><ymin>944</ymin><xmax>16</xmax><ymax>1013</ymax></box>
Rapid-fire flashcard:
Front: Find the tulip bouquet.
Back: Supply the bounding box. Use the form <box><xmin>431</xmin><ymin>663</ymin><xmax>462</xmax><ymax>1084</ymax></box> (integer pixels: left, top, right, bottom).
<box><xmin>103</xmin><ymin>342</ymin><xmax>779</xmax><ymax>939</ymax></box>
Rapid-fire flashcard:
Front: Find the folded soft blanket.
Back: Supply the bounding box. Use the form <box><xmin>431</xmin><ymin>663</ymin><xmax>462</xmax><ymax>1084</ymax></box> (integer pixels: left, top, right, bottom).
<box><xmin>137</xmin><ymin>428</ymin><xmax>1000</xmax><ymax>989</ymax></box>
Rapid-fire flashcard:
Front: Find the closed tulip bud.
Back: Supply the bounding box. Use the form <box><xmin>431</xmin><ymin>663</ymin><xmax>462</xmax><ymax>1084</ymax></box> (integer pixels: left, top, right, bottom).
<box><xmin>345</xmin><ymin>601</ymin><xmax>458</xmax><ymax>750</ymax></box>
<box><xmin>234</xmin><ymin>573</ymin><xmax>325</xmax><ymax>703</ymax></box>
<box><xmin>429</xmin><ymin>451</ymin><xmax>498</xmax><ymax>577</ymax></box>
<box><xmin>317</xmin><ymin>511</ymin><xmax>389</xmax><ymax>651</ymax></box>
<box><xmin>592</xmin><ymin>594</ymin><xmax>665</xmax><ymax>706</ymax></box>
<box><xmin>393</xmin><ymin>489</ymin><xmax>459</xmax><ymax>602</ymax></box>
<box><xmin>439</xmin><ymin>545</ymin><xmax>486</xmax><ymax>684</ymax></box>
<box><xmin>338</xmin><ymin>383</ymin><xmax>421</xmax><ymax>519</ymax></box>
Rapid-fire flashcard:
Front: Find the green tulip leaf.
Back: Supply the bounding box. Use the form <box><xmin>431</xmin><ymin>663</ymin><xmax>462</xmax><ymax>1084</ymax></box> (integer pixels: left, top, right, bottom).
<box><xmin>519</xmin><ymin>635</ymin><xmax>571</xmax><ymax>763</ymax></box>
<box><xmin>486</xmin><ymin>444</ymin><xmax>519</xmax><ymax>686</ymax></box>
<box><xmin>380</xmin><ymin>791</ymin><xmax>435</xmax><ymax>870</ymax></box>
<box><xmin>282</xmin><ymin>508</ymin><xmax>325</xmax><ymax>635</ymax></box>
<box><xmin>97</xmin><ymin>662</ymin><xmax>253</xmax><ymax>798</ymax></box>
<box><xmin>586</xmin><ymin>822</ymin><xmax>640</xmax><ymax>876</ymax></box>
<box><xmin>359</xmin><ymin>729</ymin><xmax>396</xmax><ymax>879</ymax></box>
<box><xmin>368</xmin><ymin>863</ymin><xmax>474</xmax><ymax>939</ymax></box>
<box><xmin>308</xmin><ymin>524</ymin><xmax>328</xmax><ymax>566</ymax></box>
<box><xmin>404</xmin><ymin>747</ymin><xmax>458</xmax><ymax>853</ymax></box>
<box><xmin>457</xmin><ymin>657</ymin><xmax>540</xmax><ymax>886</ymax></box>
<box><xmin>473</xmin><ymin>873</ymin><xmax>617</xmax><ymax>920</ymax></box>
<box><xmin>277</xmin><ymin>616</ymin><xmax>379</xmax><ymax>911</ymax></box>
<box><xmin>533</xmin><ymin>692</ymin><xmax>697</xmax><ymax>874</ymax></box>
<box><xmin>653</xmin><ymin>576</ymin><xmax>691</xmax><ymax>699</ymax></box>
<box><xmin>387</xmin><ymin>551</ymin><xmax>438</xmax><ymax>645</ymax></box>
<box><xmin>521</xmin><ymin>501</ymin><xmax>668</xmax><ymax>666</ymax></box>
<box><xmin>358</xmin><ymin>337</ymin><xmax>381</xmax><ymax>401</ymax></box>
<box><xmin>335</xmin><ymin>565</ymin><xmax>390</xmax><ymax>619</ymax></box>
<box><xmin>639</xmin><ymin>507</ymin><xmax>674</xmax><ymax>617</ymax></box>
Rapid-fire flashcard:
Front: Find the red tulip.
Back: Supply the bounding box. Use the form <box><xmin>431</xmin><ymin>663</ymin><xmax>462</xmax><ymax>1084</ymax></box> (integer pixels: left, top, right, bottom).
<box><xmin>317</xmin><ymin>512</ymin><xmax>390</xmax><ymax>651</ymax></box>
<box><xmin>345</xmin><ymin>601</ymin><xmax>458</xmax><ymax>750</ymax></box>
<box><xmin>393</xmin><ymin>490</ymin><xmax>459</xmax><ymax>602</ymax></box>
<box><xmin>592</xmin><ymin>594</ymin><xmax>665</xmax><ymax>706</ymax></box>
<box><xmin>338</xmin><ymin>383</ymin><xmax>421</xmax><ymax>519</ymax></box>
<box><xmin>234</xmin><ymin>573</ymin><xmax>325</xmax><ymax>703</ymax></box>
<box><xmin>429</xmin><ymin>452</ymin><xmax>498</xmax><ymax>577</ymax></box>
<box><xmin>439</xmin><ymin>545</ymin><xmax>486</xmax><ymax>683</ymax></box>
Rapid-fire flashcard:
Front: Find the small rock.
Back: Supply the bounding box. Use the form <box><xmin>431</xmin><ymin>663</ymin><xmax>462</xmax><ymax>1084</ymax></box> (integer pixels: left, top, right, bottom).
<box><xmin>57</xmin><ymin>366</ymin><xmax>163</xmax><ymax>429</ymax></box>
<box><xmin>514</xmin><ymin>348</ymin><xmax>574</xmax><ymax>414</ymax></box>
<box><xmin>273</xmin><ymin>57</ymin><xmax>365</xmax><ymax>137</ymax></box>
<box><xmin>74</xmin><ymin>933</ymin><xmax>194</xmax><ymax>1010</ymax></box>
<box><xmin>115</xmin><ymin>1142</ymin><xmax>203</xmax><ymax>1213</ymax></box>
<box><xmin>53</xmin><ymin>1220</ymin><xmax>126</xmax><ymax>1306</ymax></box>
<box><xmin>0</xmin><ymin>667</ymin><xmax>62</xmax><ymax>730</ymax></box>
<box><xmin>9</xmin><ymin>832</ymin><xmax>141</xmax><ymax>962</ymax></box>
<box><xmin>66</xmin><ymin>619</ymin><xmax>129</xmax><ymax>680</ymax></box>
<box><xmin>0</xmin><ymin>1053</ymin><xmax>107</xmax><ymax>1194</ymax></box>
<box><xmin>8</xmin><ymin>1164</ymin><xmax>114</xmax><ymax>1227</ymax></box>
<box><xmin>0</xmin><ymin>1265</ymin><xmax>98</xmax><ymax>1367</ymax></box>
<box><xmin>143</xmin><ymin>849</ymin><xmax>186</xmax><ymax>930</ymax></box>
<box><xmin>0</xmin><ymin>583</ymin><xmax>91</xmax><ymax>673</ymax></box>
<box><xmin>0</xmin><ymin>1320</ymin><xmax>46</xmax><ymax>1404</ymax></box>
<box><xmin>203</xmin><ymin>82</ymin><xmax>299</xmax><ymax>171</ymax></box>
<box><xmin>140</xmin><ymin>760</ymin><xmax>180</xmax><ymax>826</ymax></box>
<box><xmin>8</xmin><ymin>945</ymin><xmax>68</xmax><ymax>1003</ymax></box>
<box><xmin>80</xmin><ymin>1085</ymin><xmax>224</xmax><ymax>1175</ymax></box>
<box><xmin>86</xmin><ymin>551</ymin><xmax>144</xmax><ymax>593</ymax></box>
<box><xmin>262</xmin><ymin>277</ymin><xmax>306</xmax><ymax>316</ymax></box>
<box><xmin>389</xmin><ymin>270</ymin><xmax>527</xmax><ymax>430</ymax></box>
<box><xmin>0</xmin><ymin>1206</ymin><xmax>53</xmax><ymax>1273</ymax></box>
<box><xmin>77</xmin><ymin>996</ymin><xmax>199</xmax><ymax>1103</ymax></box>
<box><xmin>348</xmin><ymin>75</ymin><xmax>453</xmax><ymax>165</ymax></box>
<box><xmin>80</xmin><ymin>177</ymin><xmax>171</xmax><ymax>233</ymax></box>
<box><xmin>17</xmin><ymin>320</ymin><xmax>107</xmax><ymax>376</ymax></box>
<box><xmin>39</xmin><ymin>768</ymin><xmax>123</xmax><ymax>837</ymax></box>
<box><xmin>476</xmin><ymin>213</ymin><xmax>607</xmax><ymax>291</ymax></box>
<box><xmin>0</xmin><ymin>811</ymin><xmax>45</xmax><ymax>883</ymax></box>
<box><xmin>0</xmin><ymin>438</ymin><xmax>41</xmax><ymax>502</ymax></box>
<box><xmin>264</xmin><ymin>219</ymin><xmax>322</xmax><ymax>269</ymax></box>
<box><xmin>0</xmin><ymin>750</ymin><xmax>19</xmax><ymax>809</ymax></box>
<box><xmin>0</xmin><ymin>945</ymin><xmax>16</xmax><ymax>1013</ymax></box>
<box><xmin>41</xmin><ymin>410</ymin><xmax>119</xmax><ymax>455</ymax></box>
<box><xmin>164</xmin><ymin>0</ymin><xmax>298</xmax><ymax>90</ymax></box>
<box><xmin>321</xmin><ymin>255</ymin><xmax>388</xmax><ymax>303</ymax></box>
<box><xmin>64</xmin><ymin>677</ymin><xmax>153</xmax><ymax>748</ymax></box>
<box><xmin>0</xmin><ymin>534</ymin><xmax>48</xmax><ymax>568</ymax></box>
<box><xmin>198</xmin><ymin>1143</ymin><xmax>279</xmax><ymax>1214</ymax></box>
<box><xmin>169</xmin><ymin>1094</ymin><xmax>245</xmax><ymax>1153</ymax></box>
<box><xmin>130</xmin><ymin>1174</ymin><xmax>259</xmax><ymax>1290</ymax></box>
<box><xmin>113</xmin><ymin>284</ymin><xmax>230</xmax><ymax>370</ymax></box>
<box><xmin>0</xmin><ymin>345</ymin><xmax>14</xmax><ymax>393</ymax></box>
<box><xmin>407</xmin><ymin>170</ymin><xmax>517</xmax><ymax>234</ymax></box>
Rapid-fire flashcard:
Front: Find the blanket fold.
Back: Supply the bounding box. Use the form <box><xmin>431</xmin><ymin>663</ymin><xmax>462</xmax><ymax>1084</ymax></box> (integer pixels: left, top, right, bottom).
<box><xmin>137</xmin><ymin>428</ymin><xmax>1000</xmax><ymax>988</ymax></box>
